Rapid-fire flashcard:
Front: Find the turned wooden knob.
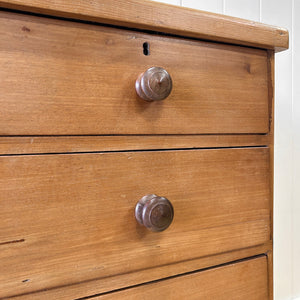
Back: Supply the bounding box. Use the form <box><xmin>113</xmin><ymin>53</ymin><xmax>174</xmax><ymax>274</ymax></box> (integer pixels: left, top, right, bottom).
<box><xmin>135</xmin><ymin>67</ymin><xmax>172</xmax><ymax>101</ymax></box>
<box><xmin>135</xmin><ymin>194</ymin><xmax>174</xmax><ymax>232</ymax></box>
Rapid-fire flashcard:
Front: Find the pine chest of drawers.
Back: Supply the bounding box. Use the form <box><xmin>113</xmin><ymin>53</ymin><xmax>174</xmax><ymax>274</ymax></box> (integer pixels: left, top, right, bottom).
<box><xmin>0</xmin><ymin>1</ymin><xmax>288</xmax><ymax>299</ymax></box>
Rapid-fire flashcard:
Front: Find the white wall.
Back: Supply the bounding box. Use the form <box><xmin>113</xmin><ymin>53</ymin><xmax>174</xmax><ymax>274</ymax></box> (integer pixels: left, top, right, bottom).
<box><xmin>151</xmin><ymin>0</ymin><xmax>298</xmax><ymax>299</ymax></box>
<box><xmin>293</xmin><ymin>1</ymin><xmax>300</xmax><ymax>299</ymax></box>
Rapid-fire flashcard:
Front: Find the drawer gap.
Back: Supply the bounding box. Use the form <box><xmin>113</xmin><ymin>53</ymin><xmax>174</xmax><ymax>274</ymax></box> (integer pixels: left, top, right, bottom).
<box><xmin>0</xmin><ymin>145</ymin><xmax>268</xmax><ymax>157</ymax></box>
<box><xmin>76</xmin><ymin>254</ymin><xmax>267</xmax><ymax>300</ymax></box>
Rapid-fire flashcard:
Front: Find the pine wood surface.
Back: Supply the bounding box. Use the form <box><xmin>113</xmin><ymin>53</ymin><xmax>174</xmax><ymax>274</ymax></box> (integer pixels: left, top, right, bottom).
<box><xmin>0</xmin><ymin>148</ymin><xmax>270</xmax><ymax>298</ymax></box>
<box><xmin>97</xmin><ymin>256</ymin><xmax>268</xmax><ymax>300</ymax></box>
<box><xmin>9</xmin><ymin>244</ymin><xmax>271</xmax><ymax>300</ymax></box>
<box><xmin>0</xmin><ymin>0</ymin><xmax>288</xmax><ymax>52</ymax></box>
<box><xmin>0</xmin><ymin>2</ymin><xmax>284</xmax><ymax>299</ymax></box>
<box><xmin>1</xmin><ymin>11</ymin><xmax>269</xmax><ymax>135</ymax></box>
<box><xmin>9</xmin><ymin>245</ymin><xmax>272</xmax><ymax>300</ymax></box>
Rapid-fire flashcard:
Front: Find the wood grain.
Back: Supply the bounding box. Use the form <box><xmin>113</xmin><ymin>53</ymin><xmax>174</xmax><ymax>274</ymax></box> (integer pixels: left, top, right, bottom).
<box><xmin>97</xmin><ymin>256</ymin><xmax>268</xmax><ymax>300</ymax></box>
<box><xmin>0</xmin><ymin>135</ymin><xmax>270</xmax><ymax>155</ymax></box>
<box><xmin>0</xmin><ymin>0</ymin><xmax>289</xmax><ymax>52</ymax></box>
<box><xmin>10</xmin><ymin>243</ymin><xmax>271</xmax><ymax>300</ymax></box>
<box><xmin>0</xmin><ymin>11</ymin><xmax>269</xmax><ymax>135</ymax></box>
<box><xmin>0</xmin><ymin>1</ymin><xmax>283</xmax><ymax>298</ymax></box>
<box><xmin>0</xmin><ymin>148</ymin><xmax>270</xmax><ymax>298</ymax></box>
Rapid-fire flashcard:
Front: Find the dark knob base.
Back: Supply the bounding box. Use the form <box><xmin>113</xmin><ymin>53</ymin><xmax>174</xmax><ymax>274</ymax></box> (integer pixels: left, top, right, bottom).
<box><xmin>135</xmin><ymin>67</ymin><xmax>173</xmax><ymax>101</ymax></box>
<box><xmin>135</xmin><ymin>194</ymin><xmax>174</xmax><ymax>232</ymax></box>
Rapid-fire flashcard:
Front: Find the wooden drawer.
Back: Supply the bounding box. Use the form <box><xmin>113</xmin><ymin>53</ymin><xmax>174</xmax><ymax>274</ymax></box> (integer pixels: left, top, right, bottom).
<box><xmin>98</xmin><ymin>256</ymin><xmax>269</xmax><ymax>299</ymax></box>
<box><xmin>0</xmin><ymin>148</ymin><xmax>270</xmax><ymax>298</ymax></box>
<box><xmin>0</xmin><ymin>11</ymin><xmax>269</xmax><ymax>135</ymax></box>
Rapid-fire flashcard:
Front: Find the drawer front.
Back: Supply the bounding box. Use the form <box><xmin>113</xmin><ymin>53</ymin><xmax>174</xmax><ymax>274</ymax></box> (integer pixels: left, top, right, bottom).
<box><xmin>98</xmin><ymin>256</ymin><xmax>269</xmax><ymax>300</ymax></box>
<box><xmin>0</xmin><ymin>148</ymin><xmax>270</xmax><ymax>298</ymax></box>
<box><xmin>0</xmin><ymin>11</ymin><xmax>269</xmax><ymax>135</ymax></box>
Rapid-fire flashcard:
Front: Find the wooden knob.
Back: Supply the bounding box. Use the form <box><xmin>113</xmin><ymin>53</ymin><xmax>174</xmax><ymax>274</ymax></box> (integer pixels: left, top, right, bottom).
<box><xmin>135</xmin><ymin>67</ymin><xmax>172</xmax><ymax>101</ymax></box>
<box><xmin>135</xmin><ymin>194</ymin><xmax>174</xmax><ymax>232</ymax></box>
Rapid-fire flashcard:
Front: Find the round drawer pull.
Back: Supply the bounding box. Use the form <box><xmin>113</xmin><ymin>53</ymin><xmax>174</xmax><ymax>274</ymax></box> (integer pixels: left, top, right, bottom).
<box><xmin>135</xmin><ymin>67</ymin><xmax>173</xmax><ymax>101</ymax></box>
<box><xmin>135</xmin><ymin>194</ymin><xmax>174</xmax><ymax>232</ymax></box>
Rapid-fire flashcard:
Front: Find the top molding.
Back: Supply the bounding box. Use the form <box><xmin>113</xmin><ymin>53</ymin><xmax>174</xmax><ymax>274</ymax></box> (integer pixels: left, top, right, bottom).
<box><xmin>0</xmin><ymin>0</ymin><xmax>289</xmax><ymax>52</ymax></box>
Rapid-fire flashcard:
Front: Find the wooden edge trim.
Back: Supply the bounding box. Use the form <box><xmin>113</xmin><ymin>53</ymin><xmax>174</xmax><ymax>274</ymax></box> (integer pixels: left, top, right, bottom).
<box><xmin>0</xmin><ymin>135</ymin><xmax>270</xmax><ymax>155</ymax></box>
<box><xmin>0</xmin><ymin>0</ymin><xmax>289</xmax><ymax>52</ymax></box>
<box><xmin>267</xmin><ymin>250</ymin><xmax>273</xmax><ymax>300</ymax></box>
<box><xmin>267</xmin><ymin>49</ymin><xmax>275</xmax><ymax>300</ymax></box>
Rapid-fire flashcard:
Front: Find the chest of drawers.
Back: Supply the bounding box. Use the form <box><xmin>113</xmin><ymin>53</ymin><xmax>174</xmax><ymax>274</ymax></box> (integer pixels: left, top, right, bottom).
<box><xmin>0</xmin><ymin>1</ymin><xmax>288</xmax><ymax>299</ymax></box>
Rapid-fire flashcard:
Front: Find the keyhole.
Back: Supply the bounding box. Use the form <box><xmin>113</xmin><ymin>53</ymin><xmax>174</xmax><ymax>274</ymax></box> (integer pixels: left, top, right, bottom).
<box><xmin>143</xmin><ymin>42</ymin><xmax>150</xmax><ymax>56</ymax></box>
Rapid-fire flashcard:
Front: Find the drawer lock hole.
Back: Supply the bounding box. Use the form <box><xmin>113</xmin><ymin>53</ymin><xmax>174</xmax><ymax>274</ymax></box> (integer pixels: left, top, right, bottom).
<box><xmin>143</xmin><ymin>42</ymin><xmax>150</xmax><ymax>56</ymax></box>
